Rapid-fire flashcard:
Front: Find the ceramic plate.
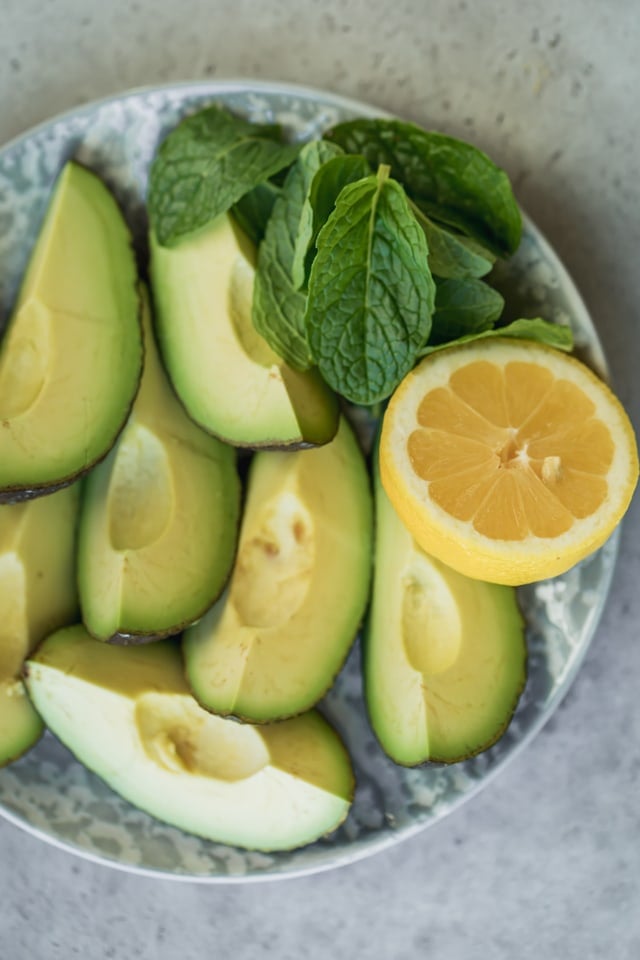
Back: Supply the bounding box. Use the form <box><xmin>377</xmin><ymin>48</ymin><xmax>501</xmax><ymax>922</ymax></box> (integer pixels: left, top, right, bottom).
<box><xmin>0</xmin><ymin>80</ymin><xmax>618</xmax><ymax>882</ymax></box>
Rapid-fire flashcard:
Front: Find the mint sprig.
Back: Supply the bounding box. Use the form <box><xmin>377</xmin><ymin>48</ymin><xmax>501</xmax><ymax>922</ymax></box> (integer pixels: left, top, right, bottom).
<box><xmin>429</xmin><ymin>277</ymin><xmax>505</xmax><ymax>344</ymax></box>
<box><xmin>419</xmin><ymin>317</ymin><xmax>574</xmax><ymax>356</ymax></box>
<box><xmin>147</xmin><ymin>105</ymin><xmax>571</xmax><ymax>411</ymax></box>
<box><xmin>252</xmin><ymin>140</ymin><xmax>343</xmax><ymax>370</ymax></box>
<box><xmin>326</xmin><ymin>118</ymin><xmax>522</xmax><ymax>258</ymax></box>
<box><xmin>148</xmin><ymin>105</ymin><xmax>299</xmax><ymax>246</ymax></box>
<box><xmin>305</xmin><ymin>166</ymin><xmax>436</xmax><ymax>405</ymax></box>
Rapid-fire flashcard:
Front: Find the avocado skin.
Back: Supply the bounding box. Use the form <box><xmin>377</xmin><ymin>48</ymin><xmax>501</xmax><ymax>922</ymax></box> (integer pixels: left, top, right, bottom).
<box><xmin>0</xmin><ymin>162</ymin><xmax>144</xmax><ymax>502</ymax></box>
<box><xmin>104</xmin><ymin>630</ymin><xmax>175</xmax><ymax>645</ymax></box>
<box><xmin>95</xmin><ymin>584</ymin><xmax>233</xmax><ymax>646</ymax></box>
<box><xmin>0</xmin><ymin>477</ymin><xmax>74</xmax><ymax>505</ymax></box>
<box><xmin>200</xmin><ymin>431</ymin><xmax>338</xmax><ymax>453</ymax></box>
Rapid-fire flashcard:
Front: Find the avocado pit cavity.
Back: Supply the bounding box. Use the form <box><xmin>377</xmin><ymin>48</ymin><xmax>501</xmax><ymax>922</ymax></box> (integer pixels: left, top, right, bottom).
<box><xmin>135</xmin><ymin>692</ymin><xmax>270</xmax><ymax>781</ymax></box>
<box><xmin>228</xmin><ymin>252</ymin><xmax>276</xmax><ymax>367</ymax></box>
<box><xmin>107</xmin><ymin>424</ymin><xmax>174</xmax><ymax>552</ymax></box>
<box><xmin>231</xmin><ymin>492</ymin><xmax>314</xmax><ymax>628</ymax></box>
<box><xmin>401</xmin><ymin>556</ymin><xmax>462</xmax><ymax>676</ymax></box>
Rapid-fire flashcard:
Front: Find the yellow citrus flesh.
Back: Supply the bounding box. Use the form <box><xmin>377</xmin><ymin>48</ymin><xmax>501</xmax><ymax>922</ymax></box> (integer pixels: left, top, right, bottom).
<box><xmin>380</xmin><ymin>339</ymin><xmax>638</xmax><ymax>585</ymax></box>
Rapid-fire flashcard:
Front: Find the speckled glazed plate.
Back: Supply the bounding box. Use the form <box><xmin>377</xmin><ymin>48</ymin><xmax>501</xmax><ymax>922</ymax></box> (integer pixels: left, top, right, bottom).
<box><xmin>0</xmin><ymin>80</ymin><xmax>618</xmax><ymax>882</ymax></box>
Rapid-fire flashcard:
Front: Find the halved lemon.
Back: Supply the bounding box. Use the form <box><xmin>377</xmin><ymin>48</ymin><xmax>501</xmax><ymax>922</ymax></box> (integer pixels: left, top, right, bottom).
<box><xmin>380</xmin><ymin>339</ymin><xmax>638</xmax><ymax>585</ymax></box>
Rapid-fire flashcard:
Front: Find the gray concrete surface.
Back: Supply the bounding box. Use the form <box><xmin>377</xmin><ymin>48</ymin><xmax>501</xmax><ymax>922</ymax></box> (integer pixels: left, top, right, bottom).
<box><xmin>1</xmin><ymin>1</ymin><xmax>639</xmax><ymax>957</ymax></box>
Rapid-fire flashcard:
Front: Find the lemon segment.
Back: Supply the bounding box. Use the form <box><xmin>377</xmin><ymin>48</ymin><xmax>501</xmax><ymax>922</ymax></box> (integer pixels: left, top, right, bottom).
<box><xmin>380</xmin><ymin>339</ymin><xmax>638</xmax><ymax>585</ymax></box>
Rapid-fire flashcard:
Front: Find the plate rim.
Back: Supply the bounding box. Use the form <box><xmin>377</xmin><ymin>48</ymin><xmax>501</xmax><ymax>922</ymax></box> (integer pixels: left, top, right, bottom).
<box><xmin>0</xmin><ymin>77</ymin><xmax>619</xmax><ymax>883</ymax></box>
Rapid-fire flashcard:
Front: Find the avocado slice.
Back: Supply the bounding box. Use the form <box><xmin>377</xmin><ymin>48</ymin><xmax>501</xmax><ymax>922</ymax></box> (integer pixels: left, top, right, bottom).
<box><xmin>25</xmin><ymin>626</ymin><xmax>354</xmax><ymax>851</ymax></box>
<box><xmin>0</xmin><ymin>485</ymin><xmax>79</xmax><ymax>766</ymax></box>
<box><xmin>77</xmin><ymin>287</ymin><xmax>241</xmax><ymax>643</ymax></box>
<box><xmin>149</xmin><ymin>213</ymin><xmax>338</xmax><ymax>448</ymax></box>
<box><xmin>0</xmin><ymin>162</ymin><xmax>143</xmax><ymax>501</ymax></box>
<box><xmin>365</xmin><ymin>462</ymin><xmax>526</xmax><ymax>765</ymax></box>
<box><xmin>182</xmin><ymin>416</ymin><xmax>373</xmax><ymax>722</ymax></box>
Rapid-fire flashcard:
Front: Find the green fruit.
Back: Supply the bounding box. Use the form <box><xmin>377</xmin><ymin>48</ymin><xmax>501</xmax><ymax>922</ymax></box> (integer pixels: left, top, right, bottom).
<box><xmin>0</xmin><ymin>485</ymin><xmax>79</xmax><ymax>766</ymax></box>
<box><xmin>183</xmin><ymin>416</ymin><xmax>373</xmax><ymax>722</ymax></box>
<box><xmin>77</xmin><ymin>287</ymin><xmax>240</xmax><ymax>643</ymax></box>
<box><xmin>0</xmin><ymin>162</ymin><xmax>142</xmax><ymax>501</ymax></box>
<box><xmin>25</xmin><ymin>626</ymin><xmax>354</xmax><ymax>851</ymax></box>
<box><xmin>149</xmin><ymin>212</ymin><xmax>338</xmax><ymax>448</ymax></box>
<box><xmin>365</xmin><ymin>461</ymin><xmax>526</xmax><ymax>765</ymax></box>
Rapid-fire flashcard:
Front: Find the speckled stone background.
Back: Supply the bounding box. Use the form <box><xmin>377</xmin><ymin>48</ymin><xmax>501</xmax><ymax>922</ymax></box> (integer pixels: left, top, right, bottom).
<box><xmin>1</xmin><ymin>1</ymin><xmax>639</xmax><ymax>958</ymax></box>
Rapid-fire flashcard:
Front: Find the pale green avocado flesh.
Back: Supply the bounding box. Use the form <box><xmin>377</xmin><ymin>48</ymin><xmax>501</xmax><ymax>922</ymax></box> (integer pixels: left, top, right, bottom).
<box><xmin>77</xmin><ymin>288</ymin><xmax>241</xmax><ymax>642</ymax></box>
<box><xmin>0</xmin><ymin>161</ymin><xmax>143</xmax><ymax>500</ymax></box>
<box><xmin>149</xmin><ymin>213</ymin><xmax>338</xmax><ymax>448</ymax></box>
<box><xmin>0</xmin><ymin>679</ymin><xmax>44</xmax><ymax>765</ymax></box>
<box><xmin>183</xmin><ymin>416</ymin><xmax>373</xmax><ymax>722</ymax></box>
<box><xmin>25</xmin><ymin>626</ymin><xmax>354</xmax><ymax>851</ymax></box>
<box><xmin>0</xmin><ymin>485</ymin><xmax>80</xmax><ymax>765</ymax></box>
<box><xmin>365</xmin><ymin>466</ymin><xmax>526</xmax><ymax>765</ymax></box>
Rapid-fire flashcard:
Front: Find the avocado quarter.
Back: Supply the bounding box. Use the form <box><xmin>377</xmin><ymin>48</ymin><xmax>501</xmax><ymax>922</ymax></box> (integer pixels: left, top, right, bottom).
<box><xmin>182</xmin><ymin>416</ymin><xmax>373</xmax><ymax>722</ymax></box>
<box><xmin>77</xmin><ymin>287</ymin><xmax>241</xmax><ymax>643</ymax></box>
<box><xmin>25</xmin><ymin>626</ymin><xmax>354</xmax><ymax>852</ymax></box>
<box><xmin>0</xmin><ymin>162</ymin><xmax>143</xmax><ymax>501</ymax></box>
<box><xmin>365</xmin><ymin>458</ymin><xmax>527</xmax><ymax>765</ymax></box>
<box><xmin>0</xmin><ymin>484</ymin><xmax>80</xmax><ymax>766</ymax></box>
<box><xmin>149</xmin><ymin>212</ymin><xmax>338</xmax><ymax>449</ymax></box>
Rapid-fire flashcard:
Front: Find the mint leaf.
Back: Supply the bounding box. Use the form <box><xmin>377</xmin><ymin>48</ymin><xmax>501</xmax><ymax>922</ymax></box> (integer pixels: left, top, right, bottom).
<box><xmin>252</xmin><ymin>251</ymin><xmax>309</xmax><ymax>368</ymax></box>
<box><xmin>429</xmin><ymin>277</ymin><xmax>504</xmax><ymax>343</ymax></box>
<box><xmin>420</xmin><ymin>317</ymin><xmax>574</xmax><ymax>356</ymax></box>
<box><xmin>306</xmin><ymin>166</ymin><xmax>436</xmax><ymax>405</ymax></box>
<box><xmin>232</xmin><ymin>180</ymin><xmax>281</xmax><ymax>246</ymax></box>
<box><xmin>409</xmin><ymin>201</ymin><xmax>495</xmax><ymax>279</ymax></box>
<box><xmin>148</xmin><ymin>105</ymin><xmax>300</xmax><ymax>246</ymax></box>
<box><xmin>309</xmin><ymin>154</ymin><xmax>371</xmax><ymax>244</ymax></box>
<box><xmin>288</xmin><ymin>141</ymin><xmax>344</xmax><ymax>289</ymax></box>
<box><xmin>252</xmin><ymin>140</ymin><xmax>343</xmax><ymax>369</ymax></box>
<box><xmin>326</xmin><ymin>118</ymin><xmax>522</xmax><ymax>258</ymax></box>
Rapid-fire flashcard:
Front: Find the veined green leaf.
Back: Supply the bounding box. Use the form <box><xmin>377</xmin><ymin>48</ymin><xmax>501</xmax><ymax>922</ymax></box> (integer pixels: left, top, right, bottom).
<box><xmin>326</xmin><ymin>118</ymin><xmax>522</xmax><ymax>258</ymax></box>
<box><xmin>306</xmin><ymin>166</ymin><xmax>435</xmax><ymax>405</ymax></box>
<box><xmin>232</xmin><ymin>180</ymin><xmax>281</xmax><ymax>246</ymax></box>
<box><xmin>429</xmin><ymin>277</ymin><xmax>504</xmax><ymax>344</ymax></box>
<box><xmin>409</xmin><ymin>201</ymin><xmax>495</xmax><ymax>279</ymax></box>
<box><xmin>420</xmin><ymin>317</ymin><xmax>574</xmax><ymax>356</ymax></box>
<box><xmin>309</xmin><ymin>154</ymin><xmax>371</xmax><ymax>243</ymax></box>
<box><xmin>252</xmin><ymin>140</ymin><xmax>343</xmax><ymax>369</ymax></box>
<box><xmin>288</xmin><ymin>141</ymin><xmax>344</xmax><ymax>289</ymax></box>
<box><xmin>148</xmin><ymin>105</ymin><xmax>299</xmax><ymax>246</ymax></box>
